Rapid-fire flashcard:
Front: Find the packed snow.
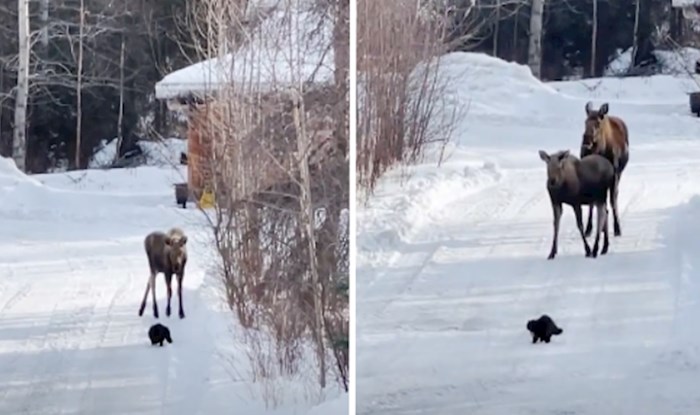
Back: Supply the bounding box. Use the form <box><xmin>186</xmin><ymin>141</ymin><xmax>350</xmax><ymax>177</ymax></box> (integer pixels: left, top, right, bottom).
<box><xmin>0</xmin><ymin>161</ymin><xmax>346</xmax><ymax>414</ymax></box>
<box><xmin>357</xmin><ymin>51</ymin><xmax>700</xmax><ymax>414</ymax></box>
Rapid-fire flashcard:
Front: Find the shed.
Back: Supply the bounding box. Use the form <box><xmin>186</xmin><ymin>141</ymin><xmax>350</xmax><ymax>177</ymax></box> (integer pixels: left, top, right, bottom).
<box><xmin>672</xmin><ymin>0</ymin><xmax>700</xmax><ymax>20</ymax></box>
<box><xmin>154</xmin><ymin>1</ymin><xmax>335</xmax><ymax>197</ymax></box>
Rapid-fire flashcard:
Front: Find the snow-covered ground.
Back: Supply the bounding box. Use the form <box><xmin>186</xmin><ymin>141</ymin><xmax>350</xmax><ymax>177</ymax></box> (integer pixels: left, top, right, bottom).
<box><xmin>89</xmin><ymin>137</ymin><xmax>187</xmax><ymax>169</ymax></box>
<box><xmin>605</xmin><ymin>46</ymin><xmax>700</xmax><ymax>77</ymax></box>
<box><xmin>357</xmin><ymin>52</ymin><xmax>700</xmax><ymax>414</ymax></box>
<box><xmin>0</xmin><ymin>161</ymin><xmax>346</xmax><ymax>414</ymax></box>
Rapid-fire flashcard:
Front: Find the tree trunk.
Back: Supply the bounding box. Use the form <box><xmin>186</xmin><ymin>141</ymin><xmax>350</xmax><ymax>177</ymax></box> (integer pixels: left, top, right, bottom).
<box><xmin>513</xmin><ymin>5</ymin><xmax>519</xmax><ymax>62</ymax></box>
<box><xmin>40</xmin><ymin>0</ymin><xmax>49</xmax><ymax>48</ymax></box>
<box><xmin>75</xmin><ymin>0</ymin><xmax>85</xmax><ymax>169</ymax></box>
<box><xmin>493</xmin><ymin>0</ymin><xmax>500</xmax><ymax>57</ymax></box>
<box><xmin>13</xmin><ymin>0</ymin><xmax>29</xmax><ymax>172</ymax></box>
<box><xmin>527</xmin><ymin>0</ymin><xmax>544</xmax><ymax>79</ymax></box>
<box><xmin>115</xmin><ymin>33</ymin><xmax>126</xmax><ymax>163</ymax></box>
<box><xmin>0</xmin><ymin>32</ymin><xmax>5</xmax><ymax>154</ymax></box>
<box><xmin>629</xmin><ymin>0</ymin><xmax>641</xmax><ymax>72</ymax></box>
<box><xmin>333</xmin><ymin>0</ymin><xmax>349</xmax><ymax>158</ymax></box>
<box><xmin>291</xmin><ymin>91</ymin><xmax>326</xmax><ymax>389</ymax></box>
<box><xmin>590</xmin><ymin>0</ymin><xmax>598</xmax><ymax>77</ymax></box>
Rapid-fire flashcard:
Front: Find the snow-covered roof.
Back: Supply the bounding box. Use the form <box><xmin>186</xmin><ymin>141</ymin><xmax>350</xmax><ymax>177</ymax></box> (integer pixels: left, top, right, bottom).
<box><xmin>672</xmin><ymin>0</ymin><xmax>700</xmax><ymax>7</ymax></box>
<box><xmin>154</xmin><ymin>2</ymin><xmax>334</xmax><ymax>100</ymax></box>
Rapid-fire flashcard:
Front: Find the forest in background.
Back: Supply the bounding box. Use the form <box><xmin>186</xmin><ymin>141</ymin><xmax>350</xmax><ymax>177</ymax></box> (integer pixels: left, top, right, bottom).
<box><xmin>444</xmin><ymin>0</ymin><xmax>698</xmax><ymax>80</ymax></box>
<box><xmin>1</xmin><ymin>0</ymin><xmax>698</xmax><ymax>175</ymax></box>
<box><xmin>357</xmin><ymin>0</ymin><xmax>700</xmax><ymax>194</ymax></box>
<box><xmin>0</xmin><ymin>0</ymin><xmax>196</xmax><ymax>173</ymax></box>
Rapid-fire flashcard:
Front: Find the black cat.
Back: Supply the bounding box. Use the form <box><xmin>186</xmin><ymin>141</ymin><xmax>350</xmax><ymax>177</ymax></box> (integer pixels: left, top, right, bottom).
<box><xmin>527</xmin><ymin>315</ymin><xmax>563</xmax><ymax>344</ymax></box>
<box><xmin>148</xmin><ymin>323</ymin><xmax>173</xmax><ymax>347</ymax></box>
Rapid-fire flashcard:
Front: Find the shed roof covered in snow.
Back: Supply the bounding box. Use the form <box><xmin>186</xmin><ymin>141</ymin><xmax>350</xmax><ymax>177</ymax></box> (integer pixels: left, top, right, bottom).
<box><xmin>154</xmin><ymin>2</ymin><xmax>334</xmax><ymax>100</ymax></box>
<box><xmin>672</xmin><ymin>0</ymin><xmax>700</xmax><ymax>7</ymax></box>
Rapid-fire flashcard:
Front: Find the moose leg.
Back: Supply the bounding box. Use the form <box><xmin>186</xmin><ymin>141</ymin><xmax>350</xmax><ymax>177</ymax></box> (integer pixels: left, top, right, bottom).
<box><xmin>548</xmin><ymin>203</ymin><xmax>563</xmax><ymax>260</ymax></box>
<box><xmin>165</xmin><ymin>273</ymin><xmax>173</xmax><ymax>317</ymax></box>
<box><xmin>591</xmin><ymin>202</ymin><xmax>606</xmax><ymax>258</ymax></box>
<box><xmin>611</xmin><ymin>173</ymin><xmax>622</xmax><ymax>237</ymax></box>
<box><xmin>138</xmin><ymin>279</ymin><xmax>151</xmax><ymax>317</ymax></box>
<box><xmin>573</xmin><ymin>204</ymin><xmax>592</xmax><ymax>257</ymax></box>
<box><xmin>601</xmin><ymin>207</ymin><xmax>610</xmax><ymax>255</ymax></box>
<box><xmin>177</xmin><ymin>273</ymin><xmax>185</xmax><ymax>319</ymax></box>
<box><xmin>150</xmin><ymin>272</ymin><xmax>159</xmax><ymax>319</ymax></box>
<box><xmin>584</xmin><ymin>205</ymin><xmax>594</xmax><ymax>237</ymax></box>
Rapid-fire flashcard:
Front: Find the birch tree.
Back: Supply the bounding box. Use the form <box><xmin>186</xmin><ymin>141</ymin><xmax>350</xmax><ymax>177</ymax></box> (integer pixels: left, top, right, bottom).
<box><xmin>74</xmin><ymin>0</ymin><xmax>85</xmax><ymax>169</ymax></box>
<box><xmin>13</xmin><ymin>0</ymin><xmax>29</xmax><ymax>172</ymax></box>
<box><xmin>527</xmin><ymin>0</ymin><xmax>544</xmax><ymax>79</ymax></box>
<box><xmin>629</xmin><ymin>0</ymin><xmax>641</xmax><ymax>72</ymax></box>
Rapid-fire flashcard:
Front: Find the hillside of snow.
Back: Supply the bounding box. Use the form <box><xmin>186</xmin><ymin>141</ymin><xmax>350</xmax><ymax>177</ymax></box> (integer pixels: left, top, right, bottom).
<box><xmin>357</xmin><ymin>51</ymin><xmax>700</xmax><ymax>414</ymax></box>
<box><xmin>0</xmin><ymin>161</ymin><xmax>346</xmax><ymax>414</ymax></box>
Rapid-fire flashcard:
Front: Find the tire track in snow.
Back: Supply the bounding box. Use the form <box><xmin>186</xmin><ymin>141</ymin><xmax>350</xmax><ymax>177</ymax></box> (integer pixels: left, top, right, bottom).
<box><xmin>0</xmin><ymin>282</ymin><xmax>32</xmax><ymax>314</ymax></box>
<box><xmin>77</xmin><ymin>264</ymin><xmax>132</xmax><ymax>411</ymax></box>
<box><xmin>12</xmin><ymin>252</ymin><xmax>131</xmax><ymax>414</ymax></box>
<box><xmin>359</xmin><ymin>149</ymin><xmax>700</xmax><ymax>414</ymax></box>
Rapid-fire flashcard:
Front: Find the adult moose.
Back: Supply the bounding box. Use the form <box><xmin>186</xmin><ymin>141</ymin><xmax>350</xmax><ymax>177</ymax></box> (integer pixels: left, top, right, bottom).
<box><xmin>580</xmin><ymin>101</ymin><xmax>629</xmax><ymax>238</ymax></box>
<box><xmin>138</xmin><ymin>228</ymin><xmax>188</xmax><ymax>319</ymax></box>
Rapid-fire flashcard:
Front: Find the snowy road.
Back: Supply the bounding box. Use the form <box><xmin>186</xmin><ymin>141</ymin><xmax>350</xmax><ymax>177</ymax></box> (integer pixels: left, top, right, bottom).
<box><xmin>357</xmin><ymin>53</ymin><xmax>700</xmax><ymax>415</ymax></box>
<box><xmin>0</xmin><ymin>164</ymin><xmax>341</xmax><ymax>414</ymax></box>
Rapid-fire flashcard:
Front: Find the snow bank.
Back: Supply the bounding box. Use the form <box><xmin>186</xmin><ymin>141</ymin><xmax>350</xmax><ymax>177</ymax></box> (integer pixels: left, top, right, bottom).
<box><xmin>606</xmin><ymin>46</ymin><xmax>700</xmax><ymax>76</ymax></box>
<box><xmin>0</xmin><ymin>157</ymin><xmax>42</xmax><ymax>188</ymax></box>
<box><xmin>657</xmin><ymin>195</ymin><xmax>700</xmax><ymax>347</ymax></box>
<box><xmin>358</xmin><ymin>159</ymin><xmax>502</xmax><ymax>270</ymax></box>
<box><xmin>89</xmin><ymin>137</ymin><xmax>187</xmax><ymax>169</ymax></box>
<box><xmin>551</xmin><ymin>74</ymin><xmax>699</xmax><ymax>104</ymax></box>
<box><xmin>36</xmin><ymin>165</ymin><xmax>187</xmax><ymax>195</ymax></box>
<box><xmin>154</xmin><ymin>2</ymin><xmax>333</xmax><ymax>99</ymax></box>
<box><xmin>430</xmin><ymin>52</ymin><xmax>567</xmax><ymax>117</ymax></box>
<box><xmin>305</xmin><ymin>393</ymin><xmax>348</xmax><ymax>415</ymax></box>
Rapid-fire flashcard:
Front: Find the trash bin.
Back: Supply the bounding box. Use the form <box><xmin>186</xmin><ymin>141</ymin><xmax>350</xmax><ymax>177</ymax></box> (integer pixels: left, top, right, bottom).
<box><xmin>174</xmin><ymin>183</ymin><xmax>189</xmax><ymax>209</ymax></box>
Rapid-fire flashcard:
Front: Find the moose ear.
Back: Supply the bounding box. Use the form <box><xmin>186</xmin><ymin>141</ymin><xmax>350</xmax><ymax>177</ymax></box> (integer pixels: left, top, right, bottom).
<box><xmin>559</xmin><ymin>150</ymin><xmax>570</xmax><ymax>160</ymax></box>
<box><xmin>599</xmin><ymin>103</ymin><xmax>609</xmax><ymax>116</ymax></box>
<box><xmin>538</xmin><ymin>150</ymin><xmax>550</xmax><ymax>162</ymax></box>
<box><xmin>180</xmin><ymin>236</ymin><xmax>188</xmax><ymax>245</ymax></box>
<box><xmin>164</xmin><ymin>237</ymin><xmax>172</xmax><ymax>246</ymax></box>
<box><xmin>585</xmin><ymin>101</ymin><xmax>593</xmax><ymax>115</ymax></box>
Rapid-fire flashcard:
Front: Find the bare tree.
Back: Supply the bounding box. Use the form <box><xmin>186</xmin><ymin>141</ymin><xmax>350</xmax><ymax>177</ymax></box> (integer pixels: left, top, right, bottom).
<box><xmin>493</xmin><ymin>0</ymin><xmax>501</xmax><ymax>56</ymax></box>
<box><xmin>74</xmin><ymin>0</ymin><xmax>85</xmax><ymax>169</ymax></box>
<box><xmin>177</xmin><ymin>0</ymin><xmax>348</xmax><ymax>404</ymax></box>
<box><xmin>528</xmin><ymin>0</ymin><xmax>544</xmax><ymax>79</ymax></box>
<box><xmin>115</xmin><ymin>32</ymin><xmax>126</xmax><ymax>164</ymax></box>
<box><xmin>13</xmin><ymin>0</ymin><xmax>29</xmax><ymax>172</ymax></box>
<box><xmin>357</xmin><ymin>0</ymin><xmax>462</xmax><ymax>194</ymax></box>
<box><xmin>590</xmin><ymin>0</ymin><xmax>597</xmax><ymax>76</ymax></box>
<box><xmin>630</xmin><ymin>0</ymin><xmax>641</xmax><ymax>72</ymax></box>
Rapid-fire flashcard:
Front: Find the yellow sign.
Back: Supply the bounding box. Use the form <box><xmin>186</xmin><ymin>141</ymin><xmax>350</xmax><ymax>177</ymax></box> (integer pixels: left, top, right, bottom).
<box><xmin>198</xmin><ymin>188</ymin><xmax>215</xmax><ymax>208</ymax></box>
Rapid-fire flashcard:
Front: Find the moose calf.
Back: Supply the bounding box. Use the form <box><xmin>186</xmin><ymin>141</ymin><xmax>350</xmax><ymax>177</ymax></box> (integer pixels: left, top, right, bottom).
<box><xmin>539</xmin><ymin>150</ymin><xmax>615</xmax><ymax>260</ymax></box>
<box><xmin>138</xmin><ymin>228</ymin><xmax>188</xmax><ymax>319</ymax></box>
